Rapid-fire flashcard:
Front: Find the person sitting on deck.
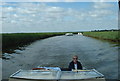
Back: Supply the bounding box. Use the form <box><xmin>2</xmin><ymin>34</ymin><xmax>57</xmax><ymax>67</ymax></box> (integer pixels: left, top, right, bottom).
<box><xmin>69</xmin><ymin>55</ymin><xmax>82</xmax><ymax>71</ymax></box>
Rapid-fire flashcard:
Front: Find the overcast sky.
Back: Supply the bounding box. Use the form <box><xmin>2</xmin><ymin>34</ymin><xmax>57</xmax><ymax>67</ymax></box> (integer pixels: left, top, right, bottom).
<box><xmin>0</xmin><ymin>1</ymin><xmax>119</xmax><ymax>33</ymax></box>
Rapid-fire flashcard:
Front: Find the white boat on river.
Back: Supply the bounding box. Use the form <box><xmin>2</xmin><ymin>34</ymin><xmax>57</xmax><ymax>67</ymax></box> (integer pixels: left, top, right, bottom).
<box><xmin>65</xmin><ymin>33</ymin><xmax>73</xmax><ymax>36</ymax></box>
<box><xmin>9</xmin><ymin>67</ymin><xmax>105</xmax><ymax>81</ymax></box>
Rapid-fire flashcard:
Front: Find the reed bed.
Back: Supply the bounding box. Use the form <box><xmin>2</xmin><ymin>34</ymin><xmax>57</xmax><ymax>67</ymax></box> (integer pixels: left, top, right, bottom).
<box><xmin>83</xmin><ymin>31</ymin><xmax>120</xmax><ymax>42</ymax></box>
<box><xmin>2</xmin><ymin>32</ymin><xmax>65</xmax><ymax>53</ymax></box>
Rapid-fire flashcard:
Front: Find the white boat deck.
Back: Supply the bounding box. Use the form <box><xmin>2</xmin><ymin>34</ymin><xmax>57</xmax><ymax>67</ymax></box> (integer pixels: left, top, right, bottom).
<box><xmin>60</xmin><ymin>69</ymin><xmax>104</xmax><ymax>79</ymax></box>
<box><xmin>9</xmin><ymin>68</ymin><xmax>105</xmax><ymax>81</ymax></box>
<box><xmin>10</xmin><ymin>70</ymin><xmax>58</xmax><ymax>80</ymax></box>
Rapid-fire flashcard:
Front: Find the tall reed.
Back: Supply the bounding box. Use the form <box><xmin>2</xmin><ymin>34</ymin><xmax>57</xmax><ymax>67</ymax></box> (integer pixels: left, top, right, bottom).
<box><xmin>2</xmin><ymin>32</ymin><xmax>65</xmax><ymax>53</ymax></box>
<box><xmin>83</xmin><ymin>31</ymin><xmax>119</xmax><ymax>42</ymax></box>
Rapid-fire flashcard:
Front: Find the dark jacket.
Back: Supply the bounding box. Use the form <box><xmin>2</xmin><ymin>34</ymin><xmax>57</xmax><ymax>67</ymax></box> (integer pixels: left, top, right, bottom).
<box><xmin>68</xmin><ymin>61</ymin><xmax>82</xmax><ymax>70</ymax></box>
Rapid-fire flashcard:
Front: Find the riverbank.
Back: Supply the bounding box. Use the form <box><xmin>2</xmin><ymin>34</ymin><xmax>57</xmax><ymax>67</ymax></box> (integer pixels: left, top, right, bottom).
<box><xmin>82</xmin><ymin>31</ymin><xmax>120</xmax><ymax>42</ymax></box>
<box><xmin>2</xmin><ymin>35</ymin><xmax>118</xmax><ymax>80</ymax></box>
<box><xmin>2</xmin><ymin>32</ymin><xmax>65</xmax><ymax>54</ymax></box>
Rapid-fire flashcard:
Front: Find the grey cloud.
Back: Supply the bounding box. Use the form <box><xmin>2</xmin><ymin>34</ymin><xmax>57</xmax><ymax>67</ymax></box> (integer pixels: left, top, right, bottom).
<box><xmin>93</xmin><ymin>2</ymin><xmax>113</xmax><ymax>9</ymax></box>
<box><xmin>2</xmin><ymin>2</ymin><xmax>118</xmax><ymax>33</ymax></box>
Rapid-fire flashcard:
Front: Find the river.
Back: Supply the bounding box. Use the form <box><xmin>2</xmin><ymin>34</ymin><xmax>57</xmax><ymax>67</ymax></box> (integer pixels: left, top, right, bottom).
<box><xmin>2</xmin><ymin>35</ymin><xmax>119</xmax><ymax>80</ymax></box>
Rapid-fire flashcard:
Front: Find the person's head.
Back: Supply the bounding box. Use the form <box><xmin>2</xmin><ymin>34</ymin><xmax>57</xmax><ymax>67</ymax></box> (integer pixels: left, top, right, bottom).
<box><xmin>72</xmin><ymin>55</ymin><xmax>78</xmax><ymax>63</ymax></box>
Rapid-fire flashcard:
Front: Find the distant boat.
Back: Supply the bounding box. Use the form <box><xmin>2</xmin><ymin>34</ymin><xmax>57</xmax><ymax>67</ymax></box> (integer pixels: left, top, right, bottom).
<box><xmin>65</xmin><ymin>33</ymin><xmax>73</xmax><ymax>36</ymax></box>
<box><xmin>9</xmin><ymin>67</ymin><xmax>105</xmax><ymax>81</ymax></box>
<box><xmin>78</xmin><ymin>33</ymin><xmax>83</xmax><ymax>35</ymax></box>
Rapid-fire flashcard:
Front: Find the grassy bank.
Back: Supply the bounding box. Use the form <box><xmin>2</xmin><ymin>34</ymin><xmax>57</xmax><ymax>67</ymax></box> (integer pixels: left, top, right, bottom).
<box><xmin>2</xmin><ymin>32</ymin><xmax>65</xmax><ymax>53</ymax></box>
<box><xmin>82</xmin><ymin>31</ymin><xmax>120</xmax><ymax>42</ymax></box>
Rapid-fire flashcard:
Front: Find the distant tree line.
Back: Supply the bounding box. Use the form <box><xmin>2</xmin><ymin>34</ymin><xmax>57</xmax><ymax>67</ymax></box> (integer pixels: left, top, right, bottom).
<box><xmin>91</xmin><ymin>29</ymin><xmax>120</xmax><ymax>32</ymax></box>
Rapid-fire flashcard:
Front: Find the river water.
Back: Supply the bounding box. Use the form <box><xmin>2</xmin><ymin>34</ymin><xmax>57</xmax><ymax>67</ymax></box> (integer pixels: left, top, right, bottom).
<box><xmin>2</xmin><ymin>35</ymin><xmax>119</xmax><ymax>80</ymax></box>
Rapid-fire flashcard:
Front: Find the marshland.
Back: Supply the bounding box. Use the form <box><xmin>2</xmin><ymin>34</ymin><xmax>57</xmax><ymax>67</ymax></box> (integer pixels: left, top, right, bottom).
<box><xmin>83</xmin><ymin>30</ymin><xmax>120</xmax><ymax>42</ymax></box>
<box><xmin>2</xmin><ymin>31</ymin><xmax>119</xmax><ymax>81</ymax></box>
<box><xmin>1</xmin><ymin>1</ymin><xmax>119</xmax><ymax>81</ymax></box>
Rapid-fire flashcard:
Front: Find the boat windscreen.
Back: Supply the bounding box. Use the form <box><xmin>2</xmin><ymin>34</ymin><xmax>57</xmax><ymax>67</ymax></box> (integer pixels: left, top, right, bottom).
<box><xmin>10</xmin><ymin>69</ymin><xmax>104</xmax><ymax>80</ymax></box>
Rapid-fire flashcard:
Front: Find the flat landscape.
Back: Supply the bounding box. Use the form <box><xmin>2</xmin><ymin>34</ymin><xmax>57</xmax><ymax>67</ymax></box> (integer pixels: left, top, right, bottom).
<box><xmin>2</xmin><ymin>35</ymin><xmax>118</xmax><ymax>80</ymax></box>
<box><xmin>83</xmin><ymin>31</ymin><xmax>120</xmax><ymax>42</ymax></box>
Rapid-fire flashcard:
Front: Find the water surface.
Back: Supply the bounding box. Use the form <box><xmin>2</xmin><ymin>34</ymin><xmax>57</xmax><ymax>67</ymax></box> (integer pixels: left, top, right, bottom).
<box><xmin>3</xmin><ymin>35</ymin><xmax>118</xmax><ymax>79</ymax></box>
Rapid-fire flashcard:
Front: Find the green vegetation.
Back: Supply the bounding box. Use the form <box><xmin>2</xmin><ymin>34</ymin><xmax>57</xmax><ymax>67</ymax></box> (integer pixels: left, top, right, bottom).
<box><xmin>2</xmin><ymin>31</ymin><xmax>119</xmax><ymax>53</ymax></box>
<box><xmin>83</xmin><ymin>31</ymin><xmax>120</xmax><ymax>42</ymax></box>
<box><xmin>2</xmin><ymin>32</ymin><xmax>66</xmax><ymax>53</ymax></box>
